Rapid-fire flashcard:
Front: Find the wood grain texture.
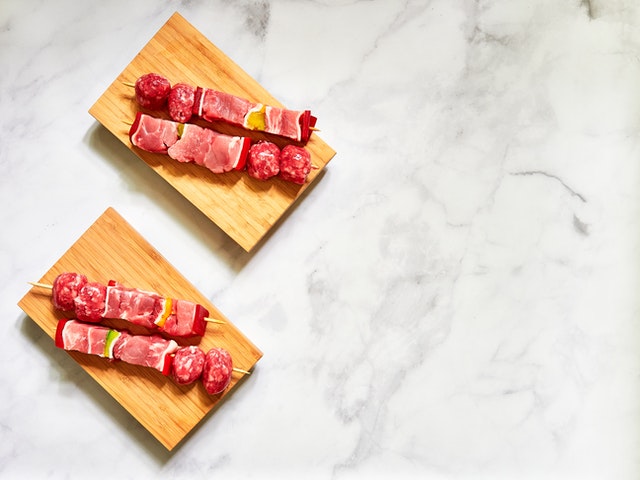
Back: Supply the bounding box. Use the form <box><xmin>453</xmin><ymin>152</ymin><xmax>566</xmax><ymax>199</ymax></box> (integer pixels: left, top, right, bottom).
<box><xmin>89</xmin><ymin>12</ymin><xmax>336</xmax><ymax>252</ymax></box>
<box><xmin>17</xmin><ymin>207</ymin><xmax>262</xmax><ymax>450</ymax></box>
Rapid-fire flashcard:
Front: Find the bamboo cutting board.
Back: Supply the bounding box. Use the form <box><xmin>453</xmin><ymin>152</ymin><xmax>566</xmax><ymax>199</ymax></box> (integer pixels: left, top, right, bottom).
<box><xmin>89</xmin><ymin>12</ymin><xmax>336</xmax><ymax>252</ymax></box>
<box><xmin>18</xmin><ymin>207</ymin><xmax>262</xmax><ymax>450</ymax></box>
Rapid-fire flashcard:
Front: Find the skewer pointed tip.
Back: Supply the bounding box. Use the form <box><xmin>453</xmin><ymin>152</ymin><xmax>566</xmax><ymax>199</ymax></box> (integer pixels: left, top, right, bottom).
<box><xmin>205</xmin><ymin>317</ymin><xmax>226</xmax><ymax>325</ymax></box>
<box><xmin>122</xmin><ymin>81</ymin><xmax>135</xmax><ymax>88</ymax></box>
<box><xmin>233</xmin><ymin>368</ymin><xmax>251</xmax><ymax>375</ymax></box>
<box><xmin>29</xmin><ymin>281</ymin><xmax>53</xmax><ymax>289</ymax></box>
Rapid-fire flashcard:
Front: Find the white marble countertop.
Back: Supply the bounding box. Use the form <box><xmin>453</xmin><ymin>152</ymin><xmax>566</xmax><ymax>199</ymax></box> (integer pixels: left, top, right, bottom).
<box><xmin>2</xmin><ymin>1</ymin><xmax>640</xmax><ymax>478</ymax></box>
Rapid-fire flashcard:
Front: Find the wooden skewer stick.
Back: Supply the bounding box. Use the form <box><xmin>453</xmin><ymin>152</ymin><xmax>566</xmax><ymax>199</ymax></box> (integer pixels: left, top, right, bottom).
<box><xmin>166</xmin><ymin>354</ymin><xmax>250</xmax><ymax>375</ymax></box>
<box><xmin>205</xmin><ymin>317</ymin><xmax>225</xmax><ymax>324</ymax></box>
<box><xmin>28</xmin><ymin>282</ymin><xmax>225</xmax><ymax>324</ymax></box>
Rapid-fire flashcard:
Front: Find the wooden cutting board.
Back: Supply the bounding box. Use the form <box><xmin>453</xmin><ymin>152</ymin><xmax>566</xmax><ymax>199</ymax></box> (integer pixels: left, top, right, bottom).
<box><xmin>17</xmin><ymin>207</ymin><xmax>262</xmax><ymax>450</ymax></box>
<box><xmin>89</xmin><ymin>12</ymin><xmax>336</xmax><ymax>252</ymax></box>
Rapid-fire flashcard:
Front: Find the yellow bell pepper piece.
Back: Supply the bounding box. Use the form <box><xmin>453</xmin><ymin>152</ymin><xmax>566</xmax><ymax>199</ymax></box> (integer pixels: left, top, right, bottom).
<box><xmin>155</xmin><ymin>297</ymin><xmax>173</xmax><ymax>328</ymax></box>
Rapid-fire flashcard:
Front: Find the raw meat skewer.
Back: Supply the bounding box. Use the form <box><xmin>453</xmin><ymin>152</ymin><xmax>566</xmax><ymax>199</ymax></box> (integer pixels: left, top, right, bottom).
<box><xmin>56</xmin><ymin>319</ymin><xmax>248</xmax><ymax>395</ymax></box>
<box><xmin>129</xmin><ymin>113</ymin><xmax>314</xmax><ymax>184</ymax></box>
<box><xmin>125</xmin><ymin>73</ymin><xmax>319</xmax><ymax>142</ymax></box>
<box><xmin>29</xmin><ymin>274</ymin><xmax>224</xmax><ymax>339</ymax></box>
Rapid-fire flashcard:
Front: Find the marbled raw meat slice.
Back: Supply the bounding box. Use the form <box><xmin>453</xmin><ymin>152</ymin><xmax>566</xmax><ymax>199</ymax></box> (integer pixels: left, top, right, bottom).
<box><xmin>112</xmin><ymin>331</ymin><xmax>178</xmax><ymax>373</ymax></box>
<box><xmin>197</xmin><ymin>88</ymin><xmax>252</xmax><ymax>126</ymax></box>
<box><xmin>167</xmin><ymin>123</ymin><xmax>245</xmax><ymax>173</ymax></box>
<box><xmin>263</xmin><ymin>106</ymin><xmax>303</xmax><ymax>142</ymax></box>
<box><xmin>129</xmin><ymin>112</ymin><xmax>180</xmax><ymax>153</ymax></box>
<box><xmin>104</xmin><ymin>284</ymin><xmax>164</xmax><ymax>330</ymax></box>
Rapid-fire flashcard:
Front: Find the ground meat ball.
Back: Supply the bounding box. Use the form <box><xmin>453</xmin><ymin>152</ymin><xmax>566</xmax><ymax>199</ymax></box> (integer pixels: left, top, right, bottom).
<box><xmin>171</xmin><ymin>346</ymin><xmax>206</xmax><ymax>385</ymax></box>
<box><xmin>168</xmin><ymin>83</ymin><xmax>195</xmax><ymax>123</ymax></box>
<box><xmin>202</xmin><ymin>347</ymin><xmax>233</xmax><ymax>395</ymax></box>
<box><xmin>279</xmin><ymin>145</ymin><xmax>311</xmax><ymax>184</ymax></box>
<box><xmin>74</xmin><ymin>282</ymin><xmax>107</xmax><ymax>322</ymax></box>
<box><xmin>52</xmin><ymin>272</ymin><xmax>88</xmax><ymax>311</ymax></box>
<box><xmin>247</xmin><ymin>141</ymin><xmax>281</xmax><ymax>180</ymax></box>
<box><xmin>135</xmin><ymin>73</ymin><xmax>171</xmax><ymax>110</ymax></box>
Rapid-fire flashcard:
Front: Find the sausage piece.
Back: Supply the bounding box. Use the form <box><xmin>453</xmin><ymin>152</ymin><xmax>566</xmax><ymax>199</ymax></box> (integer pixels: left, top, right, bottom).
<box><xmin>247</xmin><ymin>141</ymin><xmax>280</xmax><ymax>180</ymax></box>
<box><xmin>202</xmin><ymin>347</ymin><xmax>233</xmax><ymax>395</ymax></box>
<box><xmin>52</xmin><ymin>272</ymin><xmax>88</xmax><ymax>311</ymax></box>
<box><xmin>135</xmin><ymin>73</ymin><xmax>171</xmax><ymax>110</ymax></box>
<box><xmin>279</xmin><ymin>145</ymin><xmax>311</xmax><ymax>184</ymax></box>
<box><xmin>74</xmin><ymin>282</ymin><xmax>107</xmax><ymax>323</ymax></box>
<box><xmin>168</xmin><ymin>83</ymin><xmax>195</xmax><ymax>123</ymax></box>
<box><xmin>171</xmin><ymin>345</ymin><xmax>206</xmax><ymax>385</ymax></box>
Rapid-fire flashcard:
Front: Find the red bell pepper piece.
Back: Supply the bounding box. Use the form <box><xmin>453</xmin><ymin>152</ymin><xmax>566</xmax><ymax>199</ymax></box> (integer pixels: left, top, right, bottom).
<box><xmin>191</xmin><ymin>304</ymin><xmax>209</xmax><ymax>337</ymax></box>
<box><xmin>234</xmin><ymin>137</ymin><xmax>251</xmax><ymax>171</ymax></box>
<box><xmin>128</xmin><ymin>111</ymin><xmax>143</xmax><ymax>139</ymax></box>
<box><xmin>160</xmin><ymin>351</ymin><xmax>173</xmax><ymax>376</ymax></box>
<box><xmin>299</xmin><ymin>110</ymin><xmax>317</xmax><ymax>143</ymax></box>
<box><xmin>55</xmin><ymin>318</ymin><xmax>70</xmax><ymax>349</ymax></box>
